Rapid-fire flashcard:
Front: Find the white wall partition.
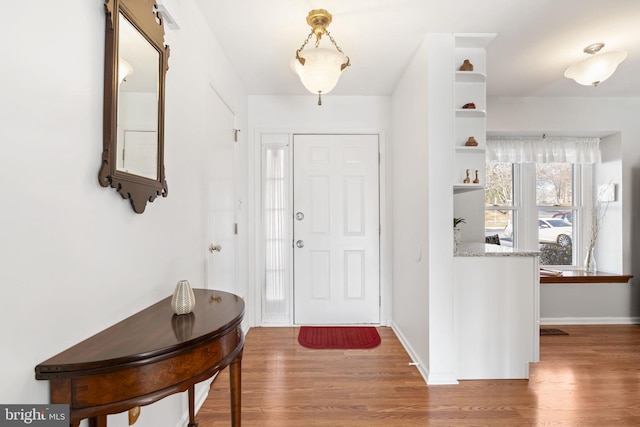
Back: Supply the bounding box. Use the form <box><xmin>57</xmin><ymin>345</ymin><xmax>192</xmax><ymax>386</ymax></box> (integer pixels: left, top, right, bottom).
<box><xmin>391</xmin><ymin>34</ymin><xmax>457</xmax><ymax>384</ymax></box>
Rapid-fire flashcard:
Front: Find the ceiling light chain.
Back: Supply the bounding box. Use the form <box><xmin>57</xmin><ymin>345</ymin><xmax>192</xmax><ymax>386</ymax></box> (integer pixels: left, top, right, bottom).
<box><xmin>295</xmin><ymin>32</ymin><xmax>314</xmax><ymax>66</ymax></box>
<box><xmin>324</xmin><ymin>31</ymin><xmax>341</xmax><ymax>52</ymax></box>
<box><xmin>325</xmin><ymin>31</ymin><xmax>351</xmax><ymax>70</ymax></box>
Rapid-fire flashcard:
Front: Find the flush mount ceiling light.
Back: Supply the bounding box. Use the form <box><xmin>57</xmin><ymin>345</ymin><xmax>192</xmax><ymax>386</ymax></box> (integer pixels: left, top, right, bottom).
<box><xmin>291</xmin><ymin>9</ymin><xmax>350</xmax><ymax>105</ymax></box>
<box><xmin>564</xmin><ymin>43</ymin><xmax>627</xmax><ymax>87</ymax></box>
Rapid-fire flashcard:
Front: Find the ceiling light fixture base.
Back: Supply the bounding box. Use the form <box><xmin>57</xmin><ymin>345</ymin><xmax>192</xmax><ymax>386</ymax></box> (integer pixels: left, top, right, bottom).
<box><xmin>306</xmin><ymin>9</ymin><xmax>332</xmax><ymax>41</ymax></box>
<box><xmin>583</xmin><ymin>42</ymin><xmax>604</xmax><ymax>55</ymax></box>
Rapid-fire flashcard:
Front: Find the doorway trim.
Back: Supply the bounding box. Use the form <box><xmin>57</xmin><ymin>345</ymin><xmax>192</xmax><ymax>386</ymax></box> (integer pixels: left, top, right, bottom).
<box><xmin>253</xmin><ymin>130</ymin><xmax>391</xmax><ymax>326</ymax></box>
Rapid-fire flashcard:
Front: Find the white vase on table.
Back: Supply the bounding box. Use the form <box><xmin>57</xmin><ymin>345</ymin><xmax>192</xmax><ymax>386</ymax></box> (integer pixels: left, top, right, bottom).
<box><xmin>171</xmin><ymin>280</ymin><xmax>196</xmax><ymax>315</ymax></box>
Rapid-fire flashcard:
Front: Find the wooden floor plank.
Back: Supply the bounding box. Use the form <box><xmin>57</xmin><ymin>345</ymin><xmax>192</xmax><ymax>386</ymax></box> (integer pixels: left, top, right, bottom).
<box><xmin>197</xmin><ymin>325</ymin><xmax>640</xmax><ymax>426</ymax></box>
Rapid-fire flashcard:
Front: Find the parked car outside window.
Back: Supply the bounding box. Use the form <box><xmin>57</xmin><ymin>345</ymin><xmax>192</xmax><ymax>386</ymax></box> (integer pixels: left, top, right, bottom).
<box><xmin>504</xmin><ymin>218</ymin><xmax>573</xmax><ymax>247</ymax></box>
<box><xmin>552</xmin><ymin>211</ymin><xmax>573</xmax><ymax>223</ymax></box>
<box><xmin>538</xmin><ymin>218</ymin><xmax>572</xmax><ymax>246</ymax></box>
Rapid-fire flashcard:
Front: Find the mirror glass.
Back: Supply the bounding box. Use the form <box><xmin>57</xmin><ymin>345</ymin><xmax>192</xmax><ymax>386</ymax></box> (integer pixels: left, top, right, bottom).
<box><xmin>100</xmin><ymin>0</ymin><xmax>169</xmax><ymax>214</ymax></box>
<box><xmin>117</xmin><ymin>13</ymin><xmax>159</xmax><ymax>180</ymax></box>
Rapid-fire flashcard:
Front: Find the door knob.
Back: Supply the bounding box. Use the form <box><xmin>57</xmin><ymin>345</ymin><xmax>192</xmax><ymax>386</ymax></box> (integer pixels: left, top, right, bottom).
<box><xmin>295</xmin><ymin>240</ymin><xmax>304</xmax><ymax>248</ymax></box>
<box><xmin>295</xmin><ymin>212</ymin><xmax>304</xmax><ymax>221</ymax></box>
<box><xmin>209</xmin><ymin>244</ymin><xmax>222</xmax><ymax>253</ymax></box>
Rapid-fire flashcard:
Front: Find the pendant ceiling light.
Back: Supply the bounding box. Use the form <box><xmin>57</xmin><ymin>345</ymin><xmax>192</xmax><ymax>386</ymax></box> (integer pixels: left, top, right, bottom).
<box><xmin>291</xmin><ymin>9</ymin><xmax>350</xmax><ymax>105</ymax></box>
<box><xmin>564</xmin><ymin>43</ymin><xmax>627</xmax><ymax>87</ymax></box>
<box><xmin>118</xmin><ymin>58</ymin><xmax>133</xmax><ymax>84</ymax></box>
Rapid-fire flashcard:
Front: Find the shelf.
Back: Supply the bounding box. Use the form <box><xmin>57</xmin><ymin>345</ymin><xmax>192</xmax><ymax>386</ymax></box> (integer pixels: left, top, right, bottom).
<box><xmin>454</xmin><ymin>184</ymin><xmax>485</xmax><ymax>193</ymax></box>
<box><xmin>455</xmin><ymin>109</ymin><xmax>486</xmax><ymax>118</ymax></box>
<box><xmin>454</xmin><ymin>33</ymin><xmax>497</xmax><ymax>48</ymax></box>
<box><xmin>455</xmin><ymin>146</ymin><xmax>486</xmax><ymax>153</ymax></box>
<box><xmin>455</xmin><ymin>71</ymin><xmax>486</xmax><ymax>83</ymax></box>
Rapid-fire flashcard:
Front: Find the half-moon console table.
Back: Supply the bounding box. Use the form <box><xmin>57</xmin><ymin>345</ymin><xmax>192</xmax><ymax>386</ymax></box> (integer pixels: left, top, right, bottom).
<box><xmin>35</xmin><ymin>289</ymin><xmax>244</xmax><ymax>427</ymax></box>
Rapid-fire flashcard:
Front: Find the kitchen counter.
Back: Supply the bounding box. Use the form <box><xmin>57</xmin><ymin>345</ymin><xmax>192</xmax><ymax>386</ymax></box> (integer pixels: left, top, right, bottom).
<box><xmin>455</xmin><ymin>243</ymin><xmax>540</xmax><ymax>257</ymax></box>
<box><xmin>453</xmin><ymin>245</ymin><xmax>540</xmax><ymax>380</ymax></box>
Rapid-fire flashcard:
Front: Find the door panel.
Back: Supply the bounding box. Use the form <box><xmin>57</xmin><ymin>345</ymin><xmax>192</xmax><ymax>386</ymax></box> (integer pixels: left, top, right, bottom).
<box><xmin>293</xmin><ymin>134</ymin><xmax>379</xmax><ymax>324</ymax></box>
<box><xmin>205</xmin><ymin>87</ymin><xmax>236</xmax><ymax>293</ymax></box>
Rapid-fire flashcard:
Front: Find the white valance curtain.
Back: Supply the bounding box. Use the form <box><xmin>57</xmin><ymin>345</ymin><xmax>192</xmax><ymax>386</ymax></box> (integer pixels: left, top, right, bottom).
<box><xmin>487</xmin><ymin>136</ymin><xmax>601</xmax><ymax>163</ymax></box>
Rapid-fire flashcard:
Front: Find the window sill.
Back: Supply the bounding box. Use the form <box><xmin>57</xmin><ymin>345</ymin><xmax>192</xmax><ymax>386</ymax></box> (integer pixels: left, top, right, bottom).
<box><xmin>540</xmin><ymin>270</ymin><xmax>633</xmax><ymax>284</ymax></box>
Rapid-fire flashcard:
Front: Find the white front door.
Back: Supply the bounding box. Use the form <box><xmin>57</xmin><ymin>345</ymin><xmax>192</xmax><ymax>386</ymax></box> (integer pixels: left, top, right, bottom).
<box><xmin>293</xmin><ymin>134</ymin><xmax>380</xmax><ymax>324</ymax></box>
<box><xmin>205</xmin><ymin>86</ymin><xmax>236</xmax><ymax>293</ymax></box>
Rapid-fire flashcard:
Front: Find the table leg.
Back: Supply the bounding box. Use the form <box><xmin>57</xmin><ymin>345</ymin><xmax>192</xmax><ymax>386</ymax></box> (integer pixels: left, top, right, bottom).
<box><xmin>88</xmin><ymin>415</ymin><xmax>107</xmax><ymax>427</ymax></box>
<box><xmin>230</xmin><ymin>353</ymin><xmax>242</xmax><ymax>427</ymax></box>
<box><xmin>187</xmin><ymin>385</ymin><xmax>198</xmax><ymax>427</ymax></box>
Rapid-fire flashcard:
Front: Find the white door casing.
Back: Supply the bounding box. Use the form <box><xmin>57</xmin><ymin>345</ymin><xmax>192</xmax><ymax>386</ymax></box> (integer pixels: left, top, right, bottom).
<box><xmin>293</xmin><ymin>134</ymin><xmax>380</xmax><ymax>324</ymax></box>
<box><xmin>206</xmin><ymin>86</ymin><xmax>237</xmax><ymax>293</ymax></box>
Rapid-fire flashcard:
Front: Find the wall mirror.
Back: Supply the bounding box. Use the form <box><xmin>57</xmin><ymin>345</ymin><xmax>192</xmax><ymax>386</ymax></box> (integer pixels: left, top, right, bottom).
<box><xmin>100</xmin><ymin>0</ymin><xmax>170</xmax><ymax>213</ymax></box>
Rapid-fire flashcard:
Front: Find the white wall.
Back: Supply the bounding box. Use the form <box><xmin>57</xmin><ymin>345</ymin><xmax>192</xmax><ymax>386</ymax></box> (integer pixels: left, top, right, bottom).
<box><xmin>0</xmin><ymin>1</ymin><xmax>248</xmax><ymax>426</ymax></box>
<box><xmin>596</xmin><ymin>133</ymin><xmax>623</xmax><ymax>273</ymax></box>
<box><xmin>541</xmin><ymin>282</ymin><xmax>637</xmax><ymax>324</ymax></box>
<box><xmin>248</xmin><ymin>95</ymin><xmax>392</xmax><ymax>325</ymax></box>
<box><xmin>489</xmin><ymin>97</ymin><xmax>640</xmax><ymax>322</ymax></box>
<box><xmin>390</xmin><ymin>38</ymin><xmax>431</xmax><ymax>378</ymax></box>
<box><xmin>390</xmin><ymin>34</ymin><xmax>457</xmax><ymax>384</ymax></box>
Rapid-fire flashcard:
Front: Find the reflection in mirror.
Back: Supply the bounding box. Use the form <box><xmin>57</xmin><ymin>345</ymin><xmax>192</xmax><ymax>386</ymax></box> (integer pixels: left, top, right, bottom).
<box><xmin>117</xmin><ymin>13</ymin><xmax>159</xmax><ymax>180</ymax></box>
<box><xmin>100</xmin><ymin>0</ymin><xmax>169</xmax><ymax>214</ymax></box>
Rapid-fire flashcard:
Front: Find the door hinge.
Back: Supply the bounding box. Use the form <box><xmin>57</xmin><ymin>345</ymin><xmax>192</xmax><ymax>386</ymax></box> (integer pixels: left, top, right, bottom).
<box><xmin>234</xmin><ymin>223</ymin><xmax>238</xmax><ymax>235</ymax></box>
<box><xmin>234</xmin><ymin>129</ymin><xmax>240</xmax><ymax>142</ymax></box>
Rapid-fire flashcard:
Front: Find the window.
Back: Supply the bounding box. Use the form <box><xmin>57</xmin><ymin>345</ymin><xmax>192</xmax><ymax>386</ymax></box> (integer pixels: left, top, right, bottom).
<box><xmin>485</xmin><ymin>162</ymin><xmax>516</xmax><ymax>247</ymax></box>
<box><xmin>485</xmin><ymin>161</ymin><xmax>587</xmax><ymax>267</ymax></box>
<box><xmin>536</xmin><ymin>163</ymin><xmax>578</xmax><ymax>266</ymax></box>
<box><xmin>261</xmin><ymin>142</ymin><xmax>291</xmax><ymax>322</ymax></box>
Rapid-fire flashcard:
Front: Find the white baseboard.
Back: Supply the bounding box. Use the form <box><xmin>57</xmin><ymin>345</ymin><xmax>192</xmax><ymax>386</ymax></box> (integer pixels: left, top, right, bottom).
<box><xmin>541</xmin><ymin>316</ymin><xmax>640</xmax><ymax>325</ymax></box>
<box><xmin>390</xmin><ymin>322</ymin><xmax>458</xmax><ymax>385</ymax></box>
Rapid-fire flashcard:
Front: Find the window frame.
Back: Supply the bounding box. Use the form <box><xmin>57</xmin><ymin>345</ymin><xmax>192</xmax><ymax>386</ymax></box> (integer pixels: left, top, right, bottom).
<box><xmin>485</xmin><ymin>161</ymin><xmax>593</xmax><ymax>269</ymax></box>
<box><xmin>485</xmin><ymin>162</ymin><xmax>519</xmax><ymax>247</ymax></box>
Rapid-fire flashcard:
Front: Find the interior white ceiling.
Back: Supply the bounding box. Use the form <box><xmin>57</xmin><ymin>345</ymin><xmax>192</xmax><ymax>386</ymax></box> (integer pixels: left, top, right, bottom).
<box><xmin>192</xmin><ymin>0</ymin><xmax>640</xmax><ymax>98</ymax></box>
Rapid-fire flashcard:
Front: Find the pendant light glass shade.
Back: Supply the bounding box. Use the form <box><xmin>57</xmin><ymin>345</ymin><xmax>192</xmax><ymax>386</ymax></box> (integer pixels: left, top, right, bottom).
<box><xmin>291</xmin><ymin>48</ymin><xmax>348</xmax><ymax>95</ymax></box>
<box><xmin>118</xmin><ymin>58</ymin><xmax>133</xmax><ymax>83</ymax></box>
<box><xmin>564</xmin><ymin>49</ymin><xmax>627</xmax><ymax>86</ymax></box>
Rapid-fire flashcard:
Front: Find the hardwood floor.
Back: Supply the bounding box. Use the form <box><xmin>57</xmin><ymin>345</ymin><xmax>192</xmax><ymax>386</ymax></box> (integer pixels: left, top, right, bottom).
<box><xmin>197</xmin><ymin>325</ymin><xmax>640</xmax><ymax>426</ymax></box>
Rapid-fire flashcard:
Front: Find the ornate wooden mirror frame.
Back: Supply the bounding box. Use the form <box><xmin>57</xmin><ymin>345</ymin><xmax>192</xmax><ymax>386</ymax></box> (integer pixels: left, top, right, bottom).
<box><xmin>100</xmin><ymin>0</ymin><xmax>170</xmax><ymax>213</ymax></box>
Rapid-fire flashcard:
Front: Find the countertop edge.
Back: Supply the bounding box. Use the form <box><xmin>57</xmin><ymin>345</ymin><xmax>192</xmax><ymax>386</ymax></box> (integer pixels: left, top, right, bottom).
<box><xmin>454</xmin><ymin>243</ymin><xmax>540</xmax><ymax>257</ymax></box>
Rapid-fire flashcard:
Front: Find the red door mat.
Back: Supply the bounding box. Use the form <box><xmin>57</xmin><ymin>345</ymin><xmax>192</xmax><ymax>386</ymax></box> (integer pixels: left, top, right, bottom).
<box><xmin>298</xmin><ymin>326</ymin><xmax>381</xmax><ymax>349</ymax></box>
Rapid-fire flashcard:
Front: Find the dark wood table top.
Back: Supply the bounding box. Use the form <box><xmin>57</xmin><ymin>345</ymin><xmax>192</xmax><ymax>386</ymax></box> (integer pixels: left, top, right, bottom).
<box><xmin>540</xmin><ymin>270</ymin><xmax>633</xmax><ymax>284</ymax></box>
<box><xmin>36</xmin><ymin>289</ymin><xmax>244</xmax><ymax>377</ymax></box>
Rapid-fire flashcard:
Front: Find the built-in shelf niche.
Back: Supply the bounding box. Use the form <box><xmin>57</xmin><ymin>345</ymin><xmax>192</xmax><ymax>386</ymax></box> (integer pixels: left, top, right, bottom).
<box><xmin>455</xmin><ymin>109</ymin><xmax>486</xmax><ymax>118</ymax></box>
<box><xmin>455</xmin><ymin>71</ymin><xmax>486</xmax><ymax>83</ymax></box>
<box><xmin>453</xmin><ymin>33</ymin><xmax>495</xmax><ymax>243</ymax></box>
